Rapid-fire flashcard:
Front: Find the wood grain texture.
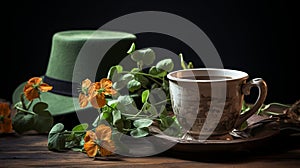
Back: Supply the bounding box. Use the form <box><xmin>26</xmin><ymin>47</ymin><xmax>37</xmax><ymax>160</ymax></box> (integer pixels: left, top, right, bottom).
<box><xmin>1</xmin><ymin>133</ymin><xmax>300</xmax><ymax>168</ymax></box>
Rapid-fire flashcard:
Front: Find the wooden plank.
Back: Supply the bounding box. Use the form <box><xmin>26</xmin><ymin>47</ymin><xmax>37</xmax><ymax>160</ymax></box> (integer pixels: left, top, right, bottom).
<box><xmin>1</xmin><ymin>134</ymin><xmax>300</xmax><ymax>168</ymax></box>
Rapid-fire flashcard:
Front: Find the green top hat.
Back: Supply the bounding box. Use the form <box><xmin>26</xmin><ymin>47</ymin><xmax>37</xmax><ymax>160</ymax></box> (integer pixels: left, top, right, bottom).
<box><xmin>12</xmin><ymin>30</ymin><xmax>136</xmax><ymax>121</ymax></box>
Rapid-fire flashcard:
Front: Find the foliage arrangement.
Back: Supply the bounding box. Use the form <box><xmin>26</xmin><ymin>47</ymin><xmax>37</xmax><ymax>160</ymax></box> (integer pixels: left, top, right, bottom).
<box><xmin>12</xmin><ymin>77</ymin><xmax>54</xmax><ymax>134</ymax></box>
<box><xmin>47</xmin><ymin>43</ymin><xmax>194</xmax><ymax>157</ymax></box>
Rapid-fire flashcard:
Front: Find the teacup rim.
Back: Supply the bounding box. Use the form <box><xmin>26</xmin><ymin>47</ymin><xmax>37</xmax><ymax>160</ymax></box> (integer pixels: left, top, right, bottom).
<box><xmin>167</xmin><ymin>68</ymin><xmax>249</xmax><ymax>82</ymax></box>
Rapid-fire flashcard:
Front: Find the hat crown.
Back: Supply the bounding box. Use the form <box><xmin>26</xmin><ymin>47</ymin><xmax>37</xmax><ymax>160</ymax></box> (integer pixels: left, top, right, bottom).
<box><xmin>45</xmin><ymin>30</ymin><xmax>136</xmax><ymax>82</ymax></box>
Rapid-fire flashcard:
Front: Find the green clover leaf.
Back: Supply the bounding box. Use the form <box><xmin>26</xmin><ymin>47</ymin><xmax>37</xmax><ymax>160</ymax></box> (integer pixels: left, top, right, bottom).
<box><xmin>32</xmin><ymin>102</ymin><xmax>54</xmax><ymax>133</ymax></box>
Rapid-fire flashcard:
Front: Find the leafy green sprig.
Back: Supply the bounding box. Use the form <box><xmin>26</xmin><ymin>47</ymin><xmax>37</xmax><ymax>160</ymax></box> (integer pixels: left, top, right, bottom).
<box><xmin>47</xmin><ymin>43</ymin><xmax>193</xmax><ymax>152</ymax></box>
<box><xmin>92</xmin><ymin>43</ymin><xmax>191</xmax><ymax>138</ymax></box>
<box><xmin>48</xmin><ymin>123</ymin><xmax>88</xmax><ymax>152</ymax></box>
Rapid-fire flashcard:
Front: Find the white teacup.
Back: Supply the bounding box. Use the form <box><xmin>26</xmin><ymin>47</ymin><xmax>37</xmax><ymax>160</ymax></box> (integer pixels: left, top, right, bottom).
<box><xmin>167</xmin><ymin>68</ymin><xmax>267</xmax><ymax>140</ymax></box>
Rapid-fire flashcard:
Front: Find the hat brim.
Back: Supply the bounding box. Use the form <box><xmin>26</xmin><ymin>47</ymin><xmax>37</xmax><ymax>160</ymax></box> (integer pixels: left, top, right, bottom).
<box><xmin>12</xmin><ymin>81</ymin><xmax>95</xmax><ymax>116</ymax></box>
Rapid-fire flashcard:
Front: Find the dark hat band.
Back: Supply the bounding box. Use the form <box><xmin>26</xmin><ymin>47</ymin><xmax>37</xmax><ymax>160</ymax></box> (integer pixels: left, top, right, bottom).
<box><xmin>43</xmin><ymin>76</ymin><xmax>80</xmax><ymax>97</ymax></box>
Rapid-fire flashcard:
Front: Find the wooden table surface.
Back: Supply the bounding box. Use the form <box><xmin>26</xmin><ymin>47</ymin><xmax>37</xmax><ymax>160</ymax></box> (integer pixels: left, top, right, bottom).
<box><xmin>1</xmin><ymin>132</ymin><xmax>300</xmax><ymax>168</ymax></box>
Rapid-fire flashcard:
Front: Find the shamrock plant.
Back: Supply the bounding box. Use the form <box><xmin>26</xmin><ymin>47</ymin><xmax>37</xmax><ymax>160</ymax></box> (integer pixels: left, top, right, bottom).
<box><xmin>47</xmin><ymin>43</ymin><xmax>193</xmax><ymax>158</ymax></box>
<box><xmin>12</xmin><ymin>77</ymin><xmax>54</xmax><ymax>134</ymax></box>
<box><xmin>85</xmin><ymin>42</ymin><xmax>191</xmax><ymax>138</ymax></box>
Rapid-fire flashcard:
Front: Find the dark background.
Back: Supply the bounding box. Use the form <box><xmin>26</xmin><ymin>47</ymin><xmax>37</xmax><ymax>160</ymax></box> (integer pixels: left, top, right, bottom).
<box><xmin>3</xmin><ymin>0</ymin><xmax>298</xmax><ymax>105</ymax></box>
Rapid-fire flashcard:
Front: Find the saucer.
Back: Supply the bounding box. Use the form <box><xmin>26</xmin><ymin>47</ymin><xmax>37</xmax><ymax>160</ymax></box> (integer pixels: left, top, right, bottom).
<box><xmin>151</xmin><ymin>120</ymin><xmax>280</xmax><ymax>153</ymax></box>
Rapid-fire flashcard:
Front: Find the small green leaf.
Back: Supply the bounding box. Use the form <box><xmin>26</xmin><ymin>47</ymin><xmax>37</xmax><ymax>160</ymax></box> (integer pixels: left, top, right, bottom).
<box><xmin>100</xmin><ymin>107</ymin><xmax>113</xmax><ymax>124</ymax></box>
<box><xmin>12</xmin><ymin>112</ymin><xmax>35</xmax><ymax>134</ymax></box>
<box><xmin>149</xmin><ymin>66</ymin><xmax>167</xmax><ymax>77</ymax></box>
<box><xmin>179</xmin><ymin>53</ymin><xmax>187</xmax><ymax>69</ymax></box>
<box><xmin>133</xmin><ymin>118</ymin><xmax>153</xmax><ymax>128</ymax></box>
<box><xmin>65</xmin><ymin>130</ymin><xmax>85</xmax><ymax>148</ymax></box>
<box><xmin>72</xmin><ymin>123</ymin><xmax>89</xmax><ymax>132</ymax></box>
<box><xmin>49</xmin><ymin>123</ymin><xmax>65</xmax><ymax>134</ymax></box>
<box><xmin>187</xmin><ymin>62</ymin><xmax>194</xmax><ymax>69</ymax></box>
<box><xmin>113</xmin><ymin>74</ymin><xmax>135</xmax><ymax>90</ymax></box>
<box><xmin>107</xmin><ymin>99</ymin><xmax>119</xmax><ymax>108</ymax></box>
<box><xmin>117</xmin><ymin>95</ymin><xmax>139</xmax><ymax>115</ymax></box>
<box><xmin>131</xmin><ymin>48</ymin><xmax>156</xmax><ymax>65</ymax></box>
<box><xmin>48</xmin><ymin>123</ymin><xmax>64</xmax><ymax>141</ymax></box>
<box><xmin>241</xmin><ymin>101</ymin><xmax>251</xmax><ymax>114</ymax></box>
<box><xmin>113</xmin><ymin>80</ymin><xmax>127</xmax><ymax>90</ymax></box>
<box><xmin>131</xmin><ymin>68</ymin><xmax>140</xmax><ymax>73</ymax></box>
<box><xmin>130</xmin><ymin>127</ymin><xmax>149</xmax><ymax>138</ymax></box>
<box><xmin>32</xmin><ymin>102</ymin><xmax>48</xmax><ymax>112</ymax></box>
<box><xmin>32</xmin><ymin>102</ymin><xmax>54</xmax><ymax>133</ymax></box>
<box><xmin>117</xmin><ymin>95</ymin><xmax>135</xmax><ymax>105</ymax></box>
<box><xmin>107</xmin><ymin>65</ymin><xmax>123</xmax><ymax>80</ymax></box>
<box><xmin>149</xmin><ymin>66</ymin><xmax>157</xmax><ymax>74</ymax></box>
<box><xmin>115</xmin><ymin>65</ymin><xmax>123</xmax><ymax>73</ymax></box>
<box><xmin>127</xmin><ymin>79</ymin><xmax>141</xmax><ymax>92</ymax></box>
<box><xmin>156</xmin><ymin>58</ymin><xmax>174</xmax><ymax>72</ymax></box>
<box><xmin>122</xmin><ymin>73</ymin><xmax>134</xmax><ymax>81</ymax></box>
<box><xmin>112</xmin><ymin>110</ymin><xmax>122</xmax><ymax>125</ymax></box>
<box><xmin>127</xmin><ymin>42</ymin><xmax>136</xmax><ymax>54</ymax></box>
<box><xmin>141</xmin><ymin>90</ymin><xmax>150</xmax><ymax>103</ymax></box>
<box><xmin>47</xmin><ymin>123</ymin><xmax>66</xmax><ymax>151</ymax></box>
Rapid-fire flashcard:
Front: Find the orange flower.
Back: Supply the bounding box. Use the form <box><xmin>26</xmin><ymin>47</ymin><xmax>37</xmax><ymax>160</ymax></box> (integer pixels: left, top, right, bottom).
<box><xmin>0</xmin><ymin>102</ymin><xmax>13</xmax><ymax>133</ymax></box>
<box><xmin>84</xmin><ymin>140</ymin><xmax>99</xmax><ymax>157</ymax></box>
<box><xmin>88</xmin><ymin>78</ymin><xmax>116</xmax><ymax>109</ymax></box>
<box><xmin>84</xmin><ymin>130</ymin><xmax>97</xmax><ymax>142</ymax></box>
<box><xmin>23</xmin><ymin>77</ymin><xmax>53</xmax><ymax>101</ymax></box>
<box><xmin>79</xmin><ymin>79</ymin><xmax>92</xmax><ymax>108</ymax></box>
<box><xmin>84</xmin><ymin>130</ymin><xmax>99</xmax><ymax>157</ymax></box>
<box><xmin>83</xmin><ymin>124</ymin><xmax>115</xmax><ymax>157</ymax></box>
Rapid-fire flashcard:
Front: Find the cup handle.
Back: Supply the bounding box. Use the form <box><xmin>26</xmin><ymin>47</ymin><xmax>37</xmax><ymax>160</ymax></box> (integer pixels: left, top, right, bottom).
<box><xmin>234</xmin><ymin>78</ymin><xmax>268</xmax><ymax>129</ymax></box>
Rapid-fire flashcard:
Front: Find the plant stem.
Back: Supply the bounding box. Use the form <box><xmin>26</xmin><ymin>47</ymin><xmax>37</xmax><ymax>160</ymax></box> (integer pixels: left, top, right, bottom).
<box><xmin>263</xmin><ymin>111</ymin><xmax>284</xmax><ymax>116</ymax></box>
<box><xmin>121</xmin><ymin>71</ymin><xmax>162</xmax><ymax>79</ymax></box>
<box><xmin>257</xmin><ymin>102</ymin><xmax>291</xmax><ymax>115</ymax></box>
<box><xmin>133</xmin><ymin>102</ymin><xmax>148</xmax><ymax>118</ymax></box>
<box><xmin>96</xmin><ymin>108</ymin><xmax>102</xmax><ymax>126</ymax></box>
<box><xmin>20</xmin><ymin>94</ymin><xmax>27</xmax><ymax>110</ymax></box>
<box><xmin>26</xmin><ymin>101</ymin><xmax>33</xmax><ymax>110</ymax></box>
<box><xmin>268</xmin><ymin>102</ymin><xmax>291</xmax><ymax>108</ymax></box>
<box><xmin>153</xmin><ymin>99</ymin><xmax>170</xmax><ymax>106</ymax></box>
<box><xmin>14</xmin><ymin>106</ymin><xmax>36</xmax><ymax>115</ymax></box>
<box><xmin>63</xmin><ymin>130</ymin><xmax>86</xmax><ymax>134</ymax></box>
<box><xmin>179</xmin><ymin>53</ymin><xmax>187</xmax><ymax>69</ymax></box>
<box><xmin>146</xmin><ymin>76</ymin><xmax>163</xmax><ymax>86</ymax></box>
